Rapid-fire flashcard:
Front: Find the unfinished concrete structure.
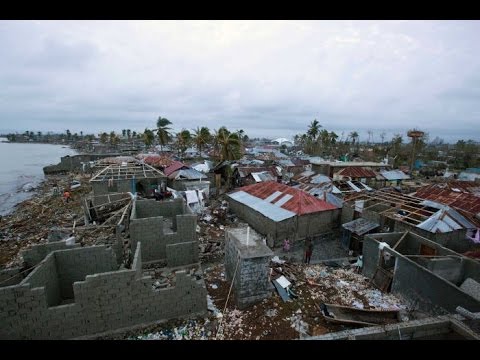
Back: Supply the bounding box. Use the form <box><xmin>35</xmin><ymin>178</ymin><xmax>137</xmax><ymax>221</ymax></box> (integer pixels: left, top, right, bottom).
<box><xmin>342</xmin><ymin>189</ymin><xmax>479</xmax><ymax>253</ymax></box>
<box><xmin>129</xmin><ymin>198</ymin><xmax>199</xmax><ymax>267</ymax></box>
<box><xmin>89</xmin><ymin>163</ymin><xmax>166</xmax><ymax>200</ymax></box>
<box><xmin>227</xmin><ymin>181</ymin><xmax>340</xmax><ymax>248</ymax></box>
<box><xmin>225</xmin><ymin>228</ymin><xmax>274</xmax><ymax>309</ymax></box>
<box><xmin>0</xmin><ymin>243</ymin><xmax>207</xmax><ymax>339</ymax></box>
<box><xmin>43</xmin><ymin>154</ymin><xmax>121</xmax><ymax>175</ymax></box>
<box><xmin>362</xmin><ymin>231</ymin><xmax>480</xmax><ymax>314</ymax></box>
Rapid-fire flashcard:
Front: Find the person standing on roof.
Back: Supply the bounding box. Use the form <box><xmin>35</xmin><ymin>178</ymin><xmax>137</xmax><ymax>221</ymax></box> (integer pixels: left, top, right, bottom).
<box><xmin>304</xmin><ymin>237</ymin><xmax>313</xmax><ymax>264</ymax></box>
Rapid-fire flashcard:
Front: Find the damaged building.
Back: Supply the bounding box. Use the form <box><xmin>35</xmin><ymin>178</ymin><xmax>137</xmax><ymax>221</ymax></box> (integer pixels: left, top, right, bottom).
<box><xmin>0</xmin><ymin>196</ymin><xmax>207</xmax><ymax>339</ymax></box>
<box><xmin>342</xmin><ymin>189</ymin><xmax>479</xmax><ymax>254</ymax></box>
<box><xmin>0</xmin><ymin>242</ymin><xmax>206</xmax><ymax>339</ymax></box>
<box><xmin>362</xmin><ymin>231</ymin><xmax>480</xmax><ymax>314</ymax></box>
<box><xmin>227</xmin><ymin>181</ymin><xmax>340</xmax><ymax>248</ymax></box>
<box><xmin>89</xmin><ymin>162</ymin><xmax>167</xmax><ymax>202</ymax></box>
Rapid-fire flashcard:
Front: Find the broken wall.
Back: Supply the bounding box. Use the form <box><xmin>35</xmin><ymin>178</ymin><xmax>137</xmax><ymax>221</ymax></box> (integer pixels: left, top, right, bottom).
<box><xmin>130</xmin><ymin>199</ymin><xmax>198</xmax><ymax>265</ymax></box>
<box><xmin>393</xmin><ymin>221</ymin><xmax>470</xmax><ymax>253</ymax></box>
<box><xmin>363</xmin><ymin>234</ymin><xmax>480</xmax><ymax>314</ymax></box>
<box><xmin>0</xmin><ymin>243</ymin><xmax>207</xmax><ymax>339</ymax></box>
<box><xmin>341</xmin><ymin>205</ymin><xmax>354</xmax><ymax>224</ymax></box>
<box><xmin>21</xmin><ymin>240</ymin><xmax>81</xmax><ymax>268</ymax></box>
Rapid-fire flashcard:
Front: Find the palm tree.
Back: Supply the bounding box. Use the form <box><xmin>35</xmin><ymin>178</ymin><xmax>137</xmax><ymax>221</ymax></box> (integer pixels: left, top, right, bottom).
<box><xmin>192</xmin><ymin>126</ymin><xmax>211</xmax><ymax>156</ymax></box>
<box><xmin>307</xmin><ymin>119</ymin><xmax>321</xmax><ymax>140</ymax></box>
<box><xmin>175</xmin><ymin>129</ymin><xmax>192</xmax><ymax>159</ymax></box>
<box><xmin>66</xmin><ymin>129</ymin><xmax>72</xmax><ymax>141</ymax></box>
<box><xmin>143</xmin><ymin>128</ymin><xmax>155</xmax><ymax>147</ymax></box>
<box><xmin>122</xmin><ymin>129</ymin><xmax>127</xmax><ymax>138</ymax></box>
<box><xmin>126</xmin><ymin>129</ymin><xmax>131</xmax><ymax>140</ymax></box>
<box><xmin>214</xmin><ymin>126</ymin><xmax>241</xmax><ymax>162</ymax></box>
<box><xmin>132</xmin><ymin>131</ymin><xmax>137</xmax><ymax>139</ymax></box>
<box><xmin>156</xmin><ymin>117</ymin><xmax>172</xmax><ymax>151</ymax></box>
<box><xmin>349</xmin><ymin>131</ymin><xmax>359</xmax><ymax>146</ymax></box>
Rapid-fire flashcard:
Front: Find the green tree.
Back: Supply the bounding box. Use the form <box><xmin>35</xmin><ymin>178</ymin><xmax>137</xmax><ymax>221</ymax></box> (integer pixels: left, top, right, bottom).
<box><xmin>100</xmin><ymin>132</ymin><xmax>108</xmax><ymax>144</ymax></box>
<box><xmin>126</xmin><ymin>129</ymin><xmax>131</xmax><ymax>140</ymax></box>
<box><xmin>192</xmin><ymin>126</ymin><xmax>211</xmax><ymax>156</ymax></box>
<box><xmin>132</xmin><ymin>131</ymin><xmax>137</xmax><ymax>139</ymax></box>
<box><xmin>175</xmin><ymin>129</ymin><xmax>192</xmax><ymax>158</ymax></box>
<box><xmin>66</xmin><ymin>129</ymin><xmax>72</xmax><ymax>141</ymax></box>
<box><xmin>213</xmin><ymin>126</ymin><xmax>241</xmax><ymax>162</ymax></box>
<box><xmin>349</xmin><ymin>131</ymin><xmax>359</xmax><ymax>146</ymax></box>
<box><xmin>109</xmin><ymin>131</ymin><xmax>119</xmax><ymax>146</ymax></box>
<box><xmin>156</xmin><ymin>117</ymin><xmax>172</xmax><ymax>151</ymax></box>
<box><xmin>143</xmin><ymin>128</ymin><xmax>155</xmax><ymax>147</ymax></box>
<box><xmin>307</xmin><ymin>119</ymin><xmax>321</xmax><ymax>140</ymax></box>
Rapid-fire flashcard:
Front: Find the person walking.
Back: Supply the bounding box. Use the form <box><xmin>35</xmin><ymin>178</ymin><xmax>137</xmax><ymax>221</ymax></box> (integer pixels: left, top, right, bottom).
<box><xmin>283</xmin><ymin>238</ymin><xmax>291</xmax><ymax>252</ymax></box>
<box><xmin>304</xmin><ymin>237</ymin><xmax>313</xmax><ymax>264</ymax></box>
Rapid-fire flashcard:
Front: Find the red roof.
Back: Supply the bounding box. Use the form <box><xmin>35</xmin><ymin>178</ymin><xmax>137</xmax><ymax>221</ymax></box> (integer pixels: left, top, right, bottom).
<box><xmin>235</xmin><ymin>181</ymin><xmax>337</xmax><ymax>215</ymax></box>
<box><xmin>415</xmin><ymin>184</ymin><xmax>480</xmax><ymax>215</ymax></box>
<box><xmin>164</xmin><ymin>161</ymin><xmax>187</xmax><ymax>176</ymax></box>
<box><xmin>336</xmin><ymin>167</ymin><xmax>377</xmax><ymax>178</ymax></box>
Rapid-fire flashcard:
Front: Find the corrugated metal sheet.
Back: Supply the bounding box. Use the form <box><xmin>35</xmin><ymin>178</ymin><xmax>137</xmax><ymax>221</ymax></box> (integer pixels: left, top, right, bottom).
<box><xmin>342</xmin><ymin>218</ymin><xmax>379</xmax><ymax>235</ymax></box>
<box><xmin>169</xmin><ymin>168</ymin><xmax>207</xmax><ymax>180</ymax></box>
<box><xmin>228</xmin><ymin>191</ymin><xmax>296</xmax><ymax>222</ymax></box>
<box><xmin>336</xmin><ymin>167</ymin><xmax>377</xmax><ymax>178</ymax></box>
<box><xmin>380</xmin><ymin>170</ymin><xmax>410</xmax><ymax>181</ymax></box>
<box><xmin>308</xmin><ymin>189</ymin><xmax>344</xmax><ymax>208</ymax></box>
<box><xmin>416</xmin><ymin>185</ymin><xmax>480</xmax><ymax>215</ymax></box>
<box><xmin>164</xmin><ymin>161</ymin><xmax>186</xmax><ymax>176</ymax></box>
<box><xmin>346</xmin><ymin>181</ymin><xmax>362</xmax><ymax>192</ymax></box>
<box><xmin>233</xmin><ymin>181</ymin><xmax>338</xmax><ymax>215</ymax></box>
<box><xmin>274</xmin><ymin>194</ymin><xmax>294</xmax><ymax>207</ymax></box>
<box><xmin>311</xmin><ymin>174</ymin><xmax>332</xmax><ymax>184</ymax></box>
<box><xmin>265</xmin><ymin>191</ymin><xmax>283</xmax><ymax>203</ymax></box>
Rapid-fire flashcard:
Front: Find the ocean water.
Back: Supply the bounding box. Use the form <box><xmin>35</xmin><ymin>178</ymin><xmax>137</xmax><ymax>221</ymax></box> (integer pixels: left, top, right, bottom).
<box><xmin>0</xmin><ymin>138</ymin><xmax>77</xmax><ymax>216</ymax></box>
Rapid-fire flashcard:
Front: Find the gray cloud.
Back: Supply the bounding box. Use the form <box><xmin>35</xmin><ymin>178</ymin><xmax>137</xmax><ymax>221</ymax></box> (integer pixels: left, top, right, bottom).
<box><xmin>1</xmin><ymin>20</ymin><xmax>480</xmax><ymax>143</ymax></box>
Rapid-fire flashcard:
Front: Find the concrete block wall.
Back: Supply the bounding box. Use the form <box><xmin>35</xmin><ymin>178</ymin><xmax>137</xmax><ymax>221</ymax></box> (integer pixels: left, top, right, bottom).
<box><xmin>166</xmin><ymin>241</ymin><xmax>199</xmax><ymax>267</ymax></box>
<box><xmin>228</xmin><ymin>197</ymin><xmax>339</xmax><ymax>248</ymax></box>
<box><xmin>225</xmin><ymin>229</ymin><xmax>273</xmax><ymax>309</ymax></box>
<box><xmin>134</xmin><ymin>198</ymin><xmax>184</xmax><ymax>219</ymax></box>
<box><xmin>393</xmin><ymin>221</ymin><xmax>470</xmax><ymax>253</ymax></box>
<box><xmin>363</xmin><ymin>234</ymin><xmax>480</xmax><ymax>314</ymax></box>
<box><xmin>21</xmin><ymin>253</ymin><xmax>61</xmax><ymax>307</ymax></box>
<box><xmin>54</xmin><ymin>246</ymin><xmax>118</xmax><ymax>300</ymax></box>
<box><xmin>21</xmin><ymin>240</ymin><xmax>81</xmax><ymax>268</ymax></box>
<box><xmin>392</xmin><ymin>255</ymin><xmax>480</xmax><ymax>313</ymax></box>
<box><xmin>0</xmin><ymin>243</ymin><xmax>207</xmax><ymax>339</ymax></box>
<box><xmin>341</xmin><ymin>205</ymin><xmax>354</xmax><ymax>224</ymax></box>
<box><xmin>0</xmin><ymin>267</ymin><xmax>24</xmax><ymax>287</ymax></box>
<box><xmin>130</xmin><ymin>199</ymin><xmax>197</xmax><ymax>264</ymax></box>
<box><xmin>130</xmin><ymin>217</ymin><xmax>165</xmax><ymax>261</ymax></box>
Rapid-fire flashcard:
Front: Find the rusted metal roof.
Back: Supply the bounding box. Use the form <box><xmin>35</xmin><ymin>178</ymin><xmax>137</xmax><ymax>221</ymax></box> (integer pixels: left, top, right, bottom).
<box><xmin>415</xmin><ymin>184</ymin><xmax>480</xmax><ymax>216</ymax></box>
<box><xmin>336</xmin><ymin>167</ymin><xmax>377</xmax><ymax>178</ymax></box>
<box><xmin>163</xmin><ymin>161</ymin><xmax>187</xmax><ymax>176</ymax></box>
<box><xmin>231</xmin><ymin>181</ymin><xmax>337</xmax><ymax>216</ymax></box>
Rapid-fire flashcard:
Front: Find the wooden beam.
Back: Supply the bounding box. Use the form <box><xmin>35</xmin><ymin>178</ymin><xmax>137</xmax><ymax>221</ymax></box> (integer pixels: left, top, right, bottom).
<box><xmin>392</xmin><ymin>231</ymin><xmax>408</xmax><ymax>250</ymax></box>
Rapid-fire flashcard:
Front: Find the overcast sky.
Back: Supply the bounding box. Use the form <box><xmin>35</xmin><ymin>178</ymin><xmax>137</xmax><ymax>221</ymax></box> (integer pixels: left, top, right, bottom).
<box><xmin>1</xmin><ymin>20</ymin><xmax>479</xmax><ymax>143</ymax></box>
